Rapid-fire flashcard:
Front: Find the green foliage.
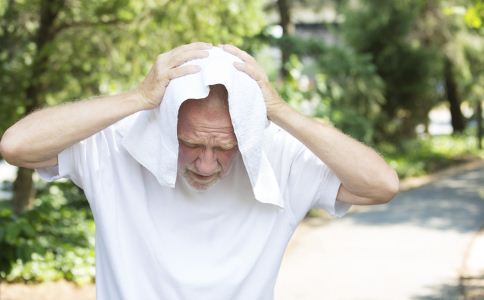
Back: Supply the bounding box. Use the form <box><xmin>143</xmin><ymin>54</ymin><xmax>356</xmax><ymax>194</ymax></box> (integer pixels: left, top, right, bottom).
<box><xmin>313</xmin><ymin>47</ymin><xmax>385</xmax><ymax>145</ymax></box>
<box><xmin>0</xmin><ymin>182</ymin><xmax>95</xmax><ymax>285</ymax></box>
<box><xmin>0</xmin><ymin>0</ymin><xmax>266</xmax><ymax>135</ymax></box>
<box><xmin>465</xmin><ymin>0</ymin><xmax>484</xmax><ymax>29</ymax></box>
<box><xmin>342</xmin><ymin>0</ymin><xmax>443</xmax><ymax>142</ymax></box>
<box><xmin>269</xmin><ymin>36</ymin><xmax>385</xmax><ymax>144</ymax></box>
<box><xmin>441</xmin><ymin>0</ymin><xmax>484</xmax><ymax>110</ymax></box>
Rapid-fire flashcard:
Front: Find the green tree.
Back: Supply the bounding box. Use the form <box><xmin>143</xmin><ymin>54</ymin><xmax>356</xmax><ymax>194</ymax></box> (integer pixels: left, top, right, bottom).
<box><xmin>0</xmin><ymin>0</ymin><xmax>266</xmax><ymax>214</ymax></box>
<box><xmin>342</xmin><ymin>0</ymin><xmax>442</xmax><ymax>143</ymax></box>
<box><xmin>463</xmin><ymin>0</ymin><xmax>484</xmax><ymax>148</ymax></box>
<box><xmin>430</xmin><ymin>0</ymin><xmax>484</xmax><ymax>142</ymax></box>
<box><xmin>273</xmin><ymin>36</ymin><xmax>386</xmax><ymax>144</ymax></box>
<box><xmin>464</xmin><ymin>0</ymin><xmax>484</xmax><ymax>29</ymax></box>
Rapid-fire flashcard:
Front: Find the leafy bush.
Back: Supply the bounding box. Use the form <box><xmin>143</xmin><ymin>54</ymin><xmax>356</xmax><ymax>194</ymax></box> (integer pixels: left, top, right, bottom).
<box><xmin>269</xmin><ymin>35</ymin><xmax>386</xmax><ymax>145</ymax></box>
<box><xmin>0</xmin><ymin>181</ymin><xmax>95</xmax><ymax>285</ymax></box>
<box><xmin>342</xmin><ymin>0</ymin><xmax>443</xmax><ymax>142</ymax></box>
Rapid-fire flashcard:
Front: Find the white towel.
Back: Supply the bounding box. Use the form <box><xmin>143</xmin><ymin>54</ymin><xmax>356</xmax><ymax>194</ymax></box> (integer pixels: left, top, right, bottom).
<box><xmin>120</xmin><ymin>46</ymin><xmax>283</xmax><ymax>208</ymax></box>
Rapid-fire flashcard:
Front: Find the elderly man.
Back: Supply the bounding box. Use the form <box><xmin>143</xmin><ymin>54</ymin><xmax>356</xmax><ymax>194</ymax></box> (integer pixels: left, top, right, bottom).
<box><xmin>0</xmin><ymin>42</ymin><xmax>398</xmax><ymax>299</ymax></box>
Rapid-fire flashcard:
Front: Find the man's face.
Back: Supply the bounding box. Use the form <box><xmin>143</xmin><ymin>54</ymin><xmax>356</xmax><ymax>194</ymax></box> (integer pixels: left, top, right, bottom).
<box><xmin>177</xmin><ymin>86</ymin><xmax>238</xmax><ymax>190</ymax></box>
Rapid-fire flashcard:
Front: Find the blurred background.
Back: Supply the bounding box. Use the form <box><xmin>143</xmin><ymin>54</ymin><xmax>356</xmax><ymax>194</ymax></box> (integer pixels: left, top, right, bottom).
<box><xmin>0</xmin><ymin>0</ymin><xmax>483</xmax><ymax>299</ymax></box>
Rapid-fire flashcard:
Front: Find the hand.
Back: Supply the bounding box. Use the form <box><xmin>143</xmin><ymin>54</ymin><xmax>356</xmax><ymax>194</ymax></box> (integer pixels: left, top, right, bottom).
<box><xmin>219</xmin><ymin>44</ymin><xmax>287</xmax><ymax>119</ymax></box>
<box><xmin>136</xmin><ymin>42</ymin><xmax>212</xmax><ymax>110</ymax></box>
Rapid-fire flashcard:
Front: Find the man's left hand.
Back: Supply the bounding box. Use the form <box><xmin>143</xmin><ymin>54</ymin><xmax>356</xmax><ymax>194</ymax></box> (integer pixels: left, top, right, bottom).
<box><xmin>219</xmin><ymin>44</ymin><xmax>287</xmax><ymax>120</ymax></box>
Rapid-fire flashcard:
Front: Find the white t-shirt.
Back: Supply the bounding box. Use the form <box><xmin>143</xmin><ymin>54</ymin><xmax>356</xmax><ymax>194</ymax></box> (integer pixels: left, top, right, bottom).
<box><xmin>36</xmin><ymin>121</ymin><xmax>351</xmax><ymax>300</ymax></box>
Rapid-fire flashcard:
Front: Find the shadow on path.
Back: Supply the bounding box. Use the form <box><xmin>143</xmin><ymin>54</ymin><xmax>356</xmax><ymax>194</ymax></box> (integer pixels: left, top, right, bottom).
<box><xmin>411</xmin><ymin>275</ymin><xmax>484</xmax><ymax>300</ymax></box>
<box><xmin>346</xmin><ymin>166</ymin><xmax>484</xmax><ymax>299</ymax></box>
<box><xmin>346</xmin><ymin>166</ymin><xmax>484</xmax><ymax>233</ymax></box>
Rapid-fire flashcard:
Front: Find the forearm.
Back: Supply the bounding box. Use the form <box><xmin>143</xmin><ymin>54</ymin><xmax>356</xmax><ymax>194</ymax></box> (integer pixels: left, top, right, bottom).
<box><xmin>0</xmin><ymin>90</ymin><xmax>147</xmax><ymax>166</ymax></box>
<box><xmin>271</xmin><ymin>103</ymin><xmax>399</xmax><ymax>200</ymax></box>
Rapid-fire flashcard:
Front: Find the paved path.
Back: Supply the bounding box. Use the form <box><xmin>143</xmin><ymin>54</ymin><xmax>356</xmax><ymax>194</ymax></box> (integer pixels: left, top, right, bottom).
<box><xmin>275</xmin><ymin>163</ymin><xmax>484</xmax><ymax>300</ymax></box>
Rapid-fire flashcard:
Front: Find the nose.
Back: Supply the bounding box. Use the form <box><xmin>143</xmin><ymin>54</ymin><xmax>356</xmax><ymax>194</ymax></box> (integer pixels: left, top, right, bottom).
<box><xmin>195</xmin><ymin>148</ymin><xmax>219</xmax><ymax>176</ymax></box>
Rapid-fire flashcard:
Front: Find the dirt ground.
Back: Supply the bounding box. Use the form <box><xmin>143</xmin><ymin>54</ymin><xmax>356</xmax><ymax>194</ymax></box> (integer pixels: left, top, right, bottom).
<box><xmin>0</xmin><ymin>281</ymin><xmax>95</xmax><ymax>300</ymax></box>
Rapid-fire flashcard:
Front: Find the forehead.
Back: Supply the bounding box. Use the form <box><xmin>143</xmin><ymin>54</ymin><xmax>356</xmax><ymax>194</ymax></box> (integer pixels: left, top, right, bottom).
<box><xmin>177</xmin><ymin>99</ymin><xmax>236</xmax><ymax>141</ymax></box>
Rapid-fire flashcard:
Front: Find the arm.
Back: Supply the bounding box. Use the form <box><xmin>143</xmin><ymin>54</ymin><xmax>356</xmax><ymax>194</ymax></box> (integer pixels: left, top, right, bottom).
<box><xmin>270</xmin><ymin>104</ymin><xmax>399</xmax><ymax>204</ymax></box>
<box><xmin>0</xmin><ymin>91</ymin><xmax>145</xmax><ymax>169</ymax></box>
<box><xmin>0</xmin><ymin>42</ymin><xmax>212</xmax><ymax>169</ymax></box>
<box><xmin>221</xmin><ymin>44</ymin><xmax>399</xmax><ymax>205</ymax></box>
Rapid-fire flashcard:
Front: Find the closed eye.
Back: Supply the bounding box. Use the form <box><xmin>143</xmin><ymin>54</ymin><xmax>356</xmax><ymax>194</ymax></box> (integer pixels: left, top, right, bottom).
<box><xmin>179</xmin><ymin>139</ymin><xmax>201</xmax><ymax>148</ymax></box>
<box><xmin>178</xmin><ymin>139</ymin><xmax>237</xmax><ymax>151</ymax></box>
<box><xmin>218</xmin><ymin>144</ymin><xmax>238</xmax><ymax>151</ymax></box>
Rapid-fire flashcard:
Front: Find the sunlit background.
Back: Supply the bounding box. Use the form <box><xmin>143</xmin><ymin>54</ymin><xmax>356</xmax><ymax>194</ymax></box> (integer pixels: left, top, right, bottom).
<box><xmin>0</xmin><ymin>0</ymin><xmax>483</xmax><ymax>299</ymax></box>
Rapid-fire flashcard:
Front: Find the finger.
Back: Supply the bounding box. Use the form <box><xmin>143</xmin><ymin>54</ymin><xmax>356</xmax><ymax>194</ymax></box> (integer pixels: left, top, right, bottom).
<box><xmin>221</xmin><ymin>44</ymin><xmax>257</xmax><ymax>64</ymax></box>
<box><xmin>173</xmin><ymin>42</ymin><xmax>212</xmax><ymax>55</ymax></box>
<box><xmin>166</xmin><ymin>65</ymin><xmax>201</xmax><ymax>80</ymax></box>
<box><xmin>233</xmin><ymin>62</ymin><xmax>266</xmax><ymax>82</ymax></box>
<box><xmin>157</xmin><ymin>43</ymin><xmax>211</xmax><ymax>64</ymax></box>
<box><xmin>168</xmin><ymin>49</ymin><xmax>209</xmax><ymax>68</ymax></box>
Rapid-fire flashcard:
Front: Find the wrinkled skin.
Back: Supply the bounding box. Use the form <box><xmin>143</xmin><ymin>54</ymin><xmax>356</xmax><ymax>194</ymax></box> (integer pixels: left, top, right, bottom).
<box><xmin>177</xmin><ymin>84</ymin><xmax>239</xmax><ymax>190</ymax></box>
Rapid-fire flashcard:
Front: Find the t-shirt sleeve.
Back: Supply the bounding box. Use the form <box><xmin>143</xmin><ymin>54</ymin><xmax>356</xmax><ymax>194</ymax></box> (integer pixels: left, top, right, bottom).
<box><xmin>35</xmin><ymin>129</ymin><xmax>109</xmax><ymax>193</ymax></box>
<box><xmin>272</xmin><ymin>127</ymin><xmax>352</xmax><ymax>223</ymax></box>
<box><xmin>287</xmin><ymin>146</ymin><xmax>351</xmax><ymax>220</ymax></box>
<box><xmin>35</xmin><ymin>145</ymin><xmax>81</xmax><ymax>185</ymax></box>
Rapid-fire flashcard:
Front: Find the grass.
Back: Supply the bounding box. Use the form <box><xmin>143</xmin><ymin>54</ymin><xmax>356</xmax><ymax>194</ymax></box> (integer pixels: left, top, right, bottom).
<box><xmin>378</xmin><ymin>133</ymin><xmax>484</xmax><ymax>179</ymax></box>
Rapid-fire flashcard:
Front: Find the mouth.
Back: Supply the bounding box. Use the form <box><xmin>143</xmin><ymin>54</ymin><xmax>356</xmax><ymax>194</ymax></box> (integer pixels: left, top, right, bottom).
<box><xmin>187</xmin><ymin>170</ymin><xmax>219</xmax><ymax>183</ymax></box>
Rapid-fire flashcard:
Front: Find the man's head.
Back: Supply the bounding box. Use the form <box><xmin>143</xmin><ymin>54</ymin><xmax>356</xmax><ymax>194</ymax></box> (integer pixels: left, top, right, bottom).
<box><xmin>177</xmin><ymin>84</ymin><xmax>239</xmax><ymax>190</ymax></box>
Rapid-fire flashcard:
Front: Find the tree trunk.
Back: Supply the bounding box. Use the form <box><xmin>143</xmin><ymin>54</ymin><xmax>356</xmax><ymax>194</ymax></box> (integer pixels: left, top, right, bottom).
<box><xmin>477</xmin><ymin>100</ymin><xmax>482</xmax><ymax>150</ymax></box>
<box><xmin>12</xmin><ymin>168</ymin><xmax>36</xmax><ymax>214</ymax></box>
<box><xmin>11</xmin><ymin>0</ymin><xmax>64</xmax><ymax>214</ymax></box>
<box><xmin>276</xmin><ymin>0</ymin><xmax>294</xmax><ymax>79</ymax></box>
<box><xmin>444</xmin><ymin>58</ymin><xmax>466</xmax><ymax>133</ymax></box>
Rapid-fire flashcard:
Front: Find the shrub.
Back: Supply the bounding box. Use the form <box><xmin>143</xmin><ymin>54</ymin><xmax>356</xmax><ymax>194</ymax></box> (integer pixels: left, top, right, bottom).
<box><xmin>0</xmin><ymin>181</ymin><xmax>95</xmax><ymax>285</ymax></box>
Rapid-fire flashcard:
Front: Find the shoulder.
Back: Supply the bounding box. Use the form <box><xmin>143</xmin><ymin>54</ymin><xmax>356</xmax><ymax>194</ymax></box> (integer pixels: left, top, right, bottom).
<box><xmin>263</xmin><ymin>122</ymin><xmax>306</xmax><ymax>156</ymax></box>
<box><xmin>111</xmin><ymin>111</ymin><xmax>144</xmax><ymax>138</ymax></box>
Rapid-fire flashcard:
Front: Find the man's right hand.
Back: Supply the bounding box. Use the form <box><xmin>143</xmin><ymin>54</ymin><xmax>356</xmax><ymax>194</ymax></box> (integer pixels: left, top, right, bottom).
<box><xmin>136</xmin><ymin>42</ymin><xmax>212</xmax><ymax>110</ymax></box>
